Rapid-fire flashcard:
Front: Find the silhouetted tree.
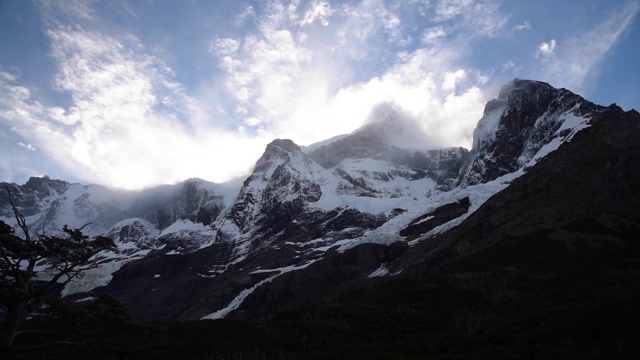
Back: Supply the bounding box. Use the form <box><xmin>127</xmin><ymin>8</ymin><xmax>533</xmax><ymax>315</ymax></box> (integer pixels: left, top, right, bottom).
<box><xmin>0</xmin><ymin>187</ymin><xmax>116</xmax><ymax>347</ymax></box>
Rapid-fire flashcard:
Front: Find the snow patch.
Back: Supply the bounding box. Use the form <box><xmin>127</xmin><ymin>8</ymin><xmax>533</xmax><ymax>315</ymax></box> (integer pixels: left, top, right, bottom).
<box><xmin>203</xmin><ymin>260</ymin><xmax>319</xmax><ymax>320</ymax></box>
<box><xmin>529</xmin><ymin>114</ymin><xmax>590</xmax><ymax>164</ymax></box>
<box><xmin>160</xmin><ymin>219</ymin><xmax>215</xmax><ymax>237</ymax></box>
<box><xmin>338</xmin><ymin>232</ymin><xmax>401</xmax><ymax>253</ymax></box>
<box><xmin>61</xmin><ymin>250</ymin><xmax>148</xmax><ymax>297</ymax></box>
<box><xmin>368</xmin><ymin>264</ymin><xmax>389</xmax><ymax>278</ymax></box>
<box><xmin>413</xmin><ymin>215</ymin><xmax>435</xmax><ymax>226</ymax></box>
<box><xmin>60</xmin><ymin>245</ymin><xmax>151</xmax><ymax>297</ymax></box>
<box><xmin>202</xmin><ymin>275</ymin><xmax>278</xmax><ymax>320</ymax></box>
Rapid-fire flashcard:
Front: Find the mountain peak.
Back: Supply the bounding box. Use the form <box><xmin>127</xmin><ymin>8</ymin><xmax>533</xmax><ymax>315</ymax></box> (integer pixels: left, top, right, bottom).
<box><xmin>23</xmin><ymin>175</ymin><xmax>71</xmax><ymax>195</ymax></box>
<box><xmin>267</xmin><ymin>139</ymin><xmax>301</xmax><ymax>153</ymax></box>
<box><xmin>463</xmin><ymin>79</ymin><xmax>603</xmax><ymax>186</ymax></box>
<box><xmin>308</xmin><ymin>103</ymin><xmax>435</xmax><ymax>168</ymax></box>
<box><xmin>498</xmin><ymin>78</ymin><xmax>555</xmax><ymax>99</ymax></box>
<box><xmin>252</xmin><ymin>139</ymin><xmax>303</xmax><ymax>174</ymax></box>
<box><xmin>358</xmin><ymin>103</ymin><xmax>430</xmax><ymax>147</ymax></box>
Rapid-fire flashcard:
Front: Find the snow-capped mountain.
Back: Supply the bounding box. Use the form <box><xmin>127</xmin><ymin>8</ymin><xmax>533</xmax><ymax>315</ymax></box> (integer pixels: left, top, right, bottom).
<box><xmin>2</xmin><ymin>79</ymin><xmax>637</xmax><ymax>321</ymax></box>
<box><xmin>0</xmin><ymin>176</ymin><xmax>241</xmax><ymax>295</ymax></box>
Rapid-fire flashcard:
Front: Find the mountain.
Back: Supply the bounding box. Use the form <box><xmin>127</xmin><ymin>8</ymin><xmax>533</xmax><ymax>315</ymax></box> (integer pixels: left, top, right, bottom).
<box><xmin>397</xmin><ymin>97</ymin><xmax>640</xmax><ymax>272</ymax></box>
<box><xmin>215</xmin><ymin>98</ymin><xmax>640</xmax><ymax>319</ymax></box>
<box><xmin>0</xmin><ymin>176</ymin><xmax>240</xmax><ymax>295</ymax></box>
<box><xmin>463</xmin><ymin>79</ymin><xmax>602</xmax><ymax>186</ymax></box>
<box><xmin>1</xmin><ymin>79</ymin><xmax>638</xmax><ymax>331</ymax></box>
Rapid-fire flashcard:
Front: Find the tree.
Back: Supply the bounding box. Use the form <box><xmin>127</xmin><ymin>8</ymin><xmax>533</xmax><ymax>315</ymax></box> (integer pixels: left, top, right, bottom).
<box><xmin>0</xmin><ymin>188</ymin><xmax>116</xmax><ymax>347</ymax></box>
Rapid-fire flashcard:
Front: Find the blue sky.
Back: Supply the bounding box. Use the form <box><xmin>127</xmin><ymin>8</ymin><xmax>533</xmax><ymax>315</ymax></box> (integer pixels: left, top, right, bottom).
<box><xmin>1</xmin><ymin>0</ymin><xmax>638</xmax><ymax>189</ymax></box>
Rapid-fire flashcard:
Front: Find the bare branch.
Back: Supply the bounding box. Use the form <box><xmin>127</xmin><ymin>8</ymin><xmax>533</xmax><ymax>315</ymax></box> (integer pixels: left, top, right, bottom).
<box><xmin>5</xmin><ymin>186</ymin><xmax>31</xmax><ymax>242</ymax></box>
<box><xmin>78</xmin><ymin>223</ymin><xmax>93</xmax><ymax>231</ymax></box>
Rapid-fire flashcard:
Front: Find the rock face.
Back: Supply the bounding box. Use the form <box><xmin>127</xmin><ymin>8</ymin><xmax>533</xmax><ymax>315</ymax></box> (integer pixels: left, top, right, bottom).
<box><xmin>128</xmin><ymin>179</ymin><xmax>229</xmax><ymax>231</ymax></box>
<box><xmin>0</xmin><ymin>175</ymin><xmax>69</xmax><ymax>218</ymax></box>
<box><xmin>2</xmin><ymin>78</ymin><xmax>638</xmax><ymax>322</ymax></box>
<box><xmin>219</xmin><ymin>139</ymin><xmax>325</xmax><ymax>259</ymax></box>
<box><xmin>105</xmin><ymin>219</ymin><xmax>158</xmax><ymax>250</ymax></box>
<box><xmin>462</xmin><ymin>79</ymin><xmax>603</xmax><ymax>186</ymax></box>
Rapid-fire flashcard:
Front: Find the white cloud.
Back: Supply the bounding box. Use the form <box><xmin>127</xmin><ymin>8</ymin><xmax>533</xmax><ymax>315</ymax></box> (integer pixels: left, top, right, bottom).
<box><xmin>0</xmin><ymin>6</ymin><xmax>272</xmax><ymax>189</ymax></box>
<box><xmin>434</xmin><ymin>0</ymin><xmax>508</xmax><ymax>37</ymax></box>
<box><xmin>211</xmin><ymin>38</ymin><xmax>241</xmax><ymax>56</ymax></box>
<box><xmin>244</xmin><ymin>117</ymin><xmax>261</xmax><ymax>126</ymax></box>
<box><xmin>220</xmin><ymin>28</ymin><xmax>313</xmax><ymax>113</ymax></box>
<box><xmin>210</xmin><ymin>0</ymin><xmax>490</xmax><ymax>151</ymax></box>
<box><xmin>442</xmin><ymin>69</ymin><xmax>467</xmax><ymax>91</ymax></box>
<box><xmin>19</xmin><ymin>143</ymin><xmax>37</xmax><ymax>151</ymax></box>
<box><xmin>299</xmin><ymin>0</ymin><xmax>335</xmax><ymax>26</ymax></box>
<box><xmin>0</xmin><ymin>71</ymin><xmax>73</xmax><ymax>157</ymax></box>
<box><xmin>2</xmin><ymin>0</ymin><xmax>509</xmax><ymax>189</ymax></box>
<box><xmin>47</xmin><ymin>106</ymin><xmax>77</xmax><ymax>125</ymax></box>
<box><xmin>513</xmin><ymin>21</ymin><xmax>531</xmax><ymax>32</ymax></box>
<box><xmin>295</xmin><ymin>48</ymin><xmax>486</xmax><ymax>148</ymax></box>
<box><xmin>338</xmin><ymin>0</ymin><xmax>409</xmax><ymax>49</ymax></box>
<box><xmin>422</xmin><ymin>26</ymin><xmax>447</xmax><ymax>43</ymax></box>
<box><xmin>234</xmin><ymin>4</ymin><xmax>256</xmax><ymax>26</ymax></box>
<box><xmin>502</xmin><ymin>59</ymin><xmax>515</xmax><ymax>71</ymax></box>
<box><xmin>538</xmin><ymin>1</ymin><xmax>640</xmax><ymax>91</ymax></box>
<box><xmin>191</xmin><ymin>1</ymin><xmax>493</xmax><ymax>173</ymax></box>
<box><xmin>536</xmin><ymin>39</ymin><xmax>556</xmax><ymax>58</ymax></box>
<box><xmin>38</xmin><ymin>0</ymin><xmax>96</xmax><ymax>24</ymax></box>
